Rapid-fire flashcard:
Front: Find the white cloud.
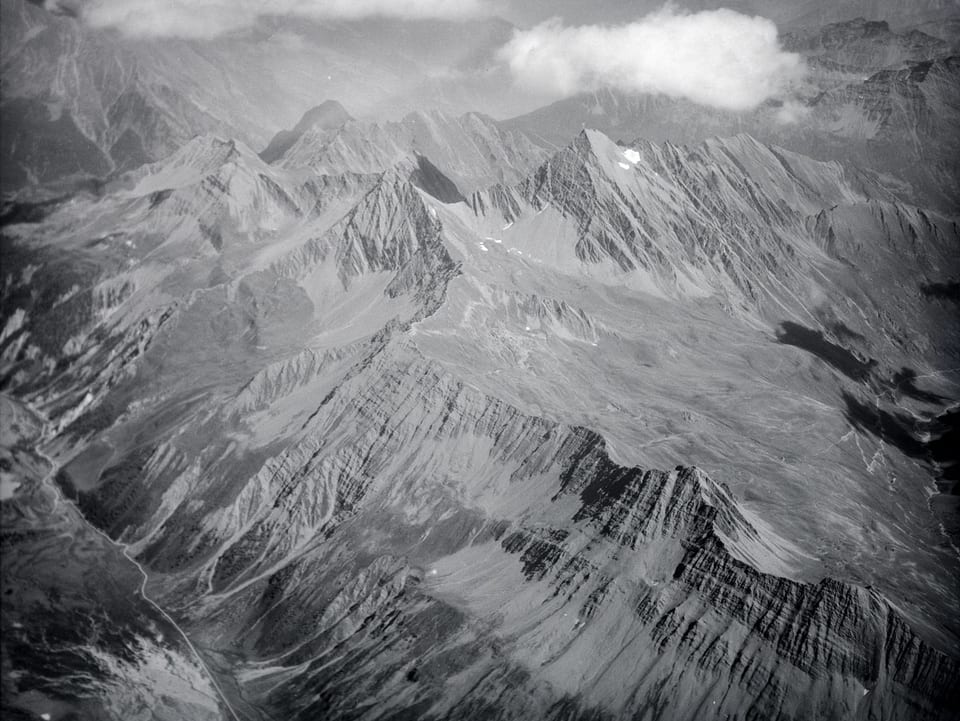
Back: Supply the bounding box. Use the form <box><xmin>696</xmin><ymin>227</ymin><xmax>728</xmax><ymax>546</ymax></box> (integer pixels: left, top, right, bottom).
<box><xmin>774</xmin><ymin>99</ymin><xmax>811</xmax><ymax>124</ymax></box>
<box><xmin>497</xmin><ymin>8</ymin><xmax>804</xmax><ymax>111</ymax></box>
<box><xmin>81</xmin><ymin>0</ymin><xmax>490</xmax><ymax>38</ymax></box>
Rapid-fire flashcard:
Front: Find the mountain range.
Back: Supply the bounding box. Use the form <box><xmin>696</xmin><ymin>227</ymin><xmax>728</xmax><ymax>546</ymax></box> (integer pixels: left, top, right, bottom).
<box><xmin>1</xmin><ymin>2</ymin><xmax>958</xmax><ymax>720</ymax></box>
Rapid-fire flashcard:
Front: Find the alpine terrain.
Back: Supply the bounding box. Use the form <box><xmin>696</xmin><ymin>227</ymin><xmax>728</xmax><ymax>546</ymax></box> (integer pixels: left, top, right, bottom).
<box><xmin>1</xmin><ymin>1</ymin><xmax>958</xmax><ymax>720</ymax></box>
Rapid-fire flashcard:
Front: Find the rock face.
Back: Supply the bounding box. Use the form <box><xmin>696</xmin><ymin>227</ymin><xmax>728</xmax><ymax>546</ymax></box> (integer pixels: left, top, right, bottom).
<box><xmin>259</xmin><ymin>101</ymin><xmax>353</xmax><ymax>165</ymax></box>
<box><xmin>1</xmin><ymin>0</ymin><xmax>242</xmax><ymax>192</ymax></box>
<box><xmin>276</xmin><ymin>109</ymin><xmax>551</xmax><ymax>195</ymax></box>
<box><xmin>0</xmin><ymin>1</ymin><xmax>533</xmax><ymax>195</ymax></box>
<box><xmin>3</xmin><ymin>96</ymin><xmax>958</xmax><ymax>721</ymax></box>
<box><xmin>0</xmin><ymin>397</ymin><xmax>226</xmax><ymax>721</ymax></box>
<box><xmin>502</xmin><ymin>18</ymin><xmax>960</xmax><ymax>211</ymax></box>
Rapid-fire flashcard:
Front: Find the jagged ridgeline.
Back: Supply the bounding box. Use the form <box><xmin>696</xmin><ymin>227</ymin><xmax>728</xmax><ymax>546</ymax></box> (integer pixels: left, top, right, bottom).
<box><xmin>3</xmin><ymin>95</ymin><xmax>959</xmax><ymax>721</ymax></box>
<box><xmin>2</xmin><ymin>6</ymin><xmax>959</xmax><ymax>718</ymax></box>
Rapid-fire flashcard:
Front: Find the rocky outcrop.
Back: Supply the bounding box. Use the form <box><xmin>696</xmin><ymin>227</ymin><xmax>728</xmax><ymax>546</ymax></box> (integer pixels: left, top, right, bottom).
<box><xmin>116</xmin><ymin>343</ymin><xmax>958</xmax><ymax>721</ymax></box>
<box><xmin>470</xmin><ymin>130</ymin><xmax>861</xmax><ymax>315</ymax></box>
<box><xmin>259</xmin><ymin>100</ymin><xmax>353</xmax><ymax>164</ymax></box>
<box><xmin>4</xmin><ymin>104</ymin><xmax>958</xmax><ymax>721</ymax></box>
<box><xmin>502</xmin><ymin>19</ymin><xmax>960</xmax><ymax>213</ymax></box>
<box><xmin>278</xmin><ymin>110</ymin><xmax>550</xmax><ymax>195</ymax></box>
<box><xmin>784</xmin><ymin>18</ymin><xmax>952</xmax><ymax>72</ymax></box>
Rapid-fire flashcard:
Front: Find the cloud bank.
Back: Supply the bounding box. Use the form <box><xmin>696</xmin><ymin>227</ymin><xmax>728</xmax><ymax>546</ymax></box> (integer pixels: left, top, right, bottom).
<box><xmin>80</xmin><ymin>0</ymin><xmax>489</xmax><ymax>38</ymax></box>
<box><xmin>498</xmin><ymin>8</ymin><xmax>804</xmax><ymax>111</ymax></box>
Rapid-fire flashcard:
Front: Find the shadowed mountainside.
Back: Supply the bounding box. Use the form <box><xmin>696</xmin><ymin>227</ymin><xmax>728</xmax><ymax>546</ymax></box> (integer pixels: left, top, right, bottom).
<box><xmin>2</xmin><ymin>111</ymin><xmax>958</xmax><ymax>719</ymax></box>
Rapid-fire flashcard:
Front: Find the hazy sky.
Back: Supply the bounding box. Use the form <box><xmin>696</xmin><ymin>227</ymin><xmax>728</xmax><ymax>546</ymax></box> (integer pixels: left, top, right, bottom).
<box><xmin>70</xmin><ymin>0</ymin><xmax>807</xmax><ymax>113</ymax></box>
<box><xmin>498</xmin><ymin>8</ymin><xmax>803</xmax><ymax>112</ymax></box>
<box><xmin>69</xmin><ymin>0</ymin><xmax>960</xmax><ymax>34</ymax></box>
<box><xmin>43</xmin><ymin>0</ymin><xmax>957</xmax><ymax>119</ymax></box>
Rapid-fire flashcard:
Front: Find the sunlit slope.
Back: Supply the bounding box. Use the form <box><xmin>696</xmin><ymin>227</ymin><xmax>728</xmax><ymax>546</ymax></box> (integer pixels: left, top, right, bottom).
<box><xmin>1</xmin><ymin>125</ymin><xmax>957</xmax><ymax>720</ymax></box>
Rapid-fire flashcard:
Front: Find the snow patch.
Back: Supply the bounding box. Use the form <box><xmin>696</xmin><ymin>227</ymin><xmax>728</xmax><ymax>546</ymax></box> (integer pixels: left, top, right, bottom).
<box><xmin>623</xmin><ymin>149</ymin><xmax>641</xmax><ymax>164</ymax></box>
<box><xmin>618</xmin><ymin>162</ymin><xmax>631</xmax><ymax>170</ymax></box>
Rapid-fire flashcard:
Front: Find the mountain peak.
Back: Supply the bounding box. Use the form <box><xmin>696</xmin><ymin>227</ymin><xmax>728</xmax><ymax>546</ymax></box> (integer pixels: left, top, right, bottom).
<box><xmin>294</xmin><ymin>100</ymin><xmax>353</xmax><ymax>131</ymax></box>
<box><xmin>259</xmin><ymin>100</ymin><xmax>353</xmax><ymax>164</ymax></box>
<box><xmin>123</xmin><ymin>134</ymin><xmax>253</xmax><ymax>194</ymax></box>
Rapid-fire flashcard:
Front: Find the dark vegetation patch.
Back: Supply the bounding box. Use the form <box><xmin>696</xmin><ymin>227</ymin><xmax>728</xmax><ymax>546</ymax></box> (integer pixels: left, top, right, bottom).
<box><xmin>210</xmin><ymin>520</ymin><xmax>271</xmax><ymax>591</ymax></box>
<box><xmin>0</xmin><ymin>239</ymin><xmax>100</xmax><ymax>357</ymax></box>
<box><xmin>828</xmin><ymin>321</ymin><xmax>866</xmax><ymax>343</ymax></box>
<box><xmin>75</xmin><ymin>444</ymin><xmax>157</xmax><ymax>536</ymax></box>
<box><xmin>842</xmin><ymin>391</ymin><xmax>925</xmax><ymax>458</ymax></box>
<box><xmin>109</xmin><ymin>127</ymin><xmax>152</xmax><ymax>172</ymax></box>
<box><xmin>200</xmin><ymin>221</ymin><xmax>223</xmax><ymax>251</ymax></box>
<box><xmin>1</xmin><ymin>97</ymin><xmax>111</xmax><ymax>191</ymax></box>
<box><xmin>0</xmin><ymin>197</ymin><xmax>65</xmax><ymax>226</ymax></box>
<box><xmin>60</xmin><ymin>441</ymin><xmax>115</xmax><ymax>493</ymax></box>
<box><xmin>139</xmin><ymin>520</ymin><xmax>220</xmax><ymax>574</ymax></box>
<box><xmin>776</xmin><ymin>321</ymin><xmax>877</xmax><ymax>382</ymax></box>
<box><xmin>891</xmin><ymin>367</ymin><xmax>947</xmax><ymax>405</ymax></box>
<box><xmin>842</xmin><ymin>388</ymin><xmax>959</xmax><ymax>482</ymax></box>
<box><xmin>148</xmin><ymin>188</ymin><xmax>173</xmax><ymax>209</ymax></box>
<box><xmin>927</xmin><ymin>409</ymin><xmax>959</xmax><ymax>485</ymax></box>
<box><xmin>3</xmin><ymin>607</ymin><xmax>141</xmax><ymax>695</ymax></box>
<box><xmin>252</xmin><ymin>563</ymin><xmax>298</xmax><ymax>626</ymax></box>
<box><xmin>921</xmin><ymin>280</ymin><xmax>960</xmax><ymax>301</ymax></box>
<box><xmin>546</xmin><ymin>696</ymin><xmax>617</xmax><ymax>721</ymax></box>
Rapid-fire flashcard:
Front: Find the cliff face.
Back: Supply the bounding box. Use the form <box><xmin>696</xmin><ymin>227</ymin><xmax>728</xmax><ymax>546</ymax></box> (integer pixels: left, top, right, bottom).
<box><xmin>84</xmin><ymin>338</ymin><xmax>956</xmax><ymax>721</ymax></box>
<box><xmin>2</xmin><ymin>112</ymin><xmax>958</xmax><ymax>721</ymax></box>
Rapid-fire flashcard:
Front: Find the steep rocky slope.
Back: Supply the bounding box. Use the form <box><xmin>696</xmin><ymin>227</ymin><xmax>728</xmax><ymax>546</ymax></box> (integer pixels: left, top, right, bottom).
<box><xmin>2</xmin><ymin>117</ymin><xmax>958</xmax><ymax>720</ymax></box>
<box><xmin>259</xmin><ymin>101</ymin><xmax>354</xmax><ymax>165</ymax></box>
<box><xmin>1</xmin><ymin>0</ymin><xmax>251</xmax><ymax>191</ymax></box>
<box><xmin>0</xmin><ymin>396</ymin><xmax>227</xmax><ymax>721</ymax></box>
<box><xmin>274</xmin><ymin>109</ymin><xmax>551</xmax><ymax>195</ymax></box>
<box><xmin>503</xmin><ymin>18</ymin><xmax>960</xmax><ymax>211</ymax></box>
<box><xmin>0</xmin><ymin>0</ymin><xmax>533</xmax><ymax>195</ymax></box>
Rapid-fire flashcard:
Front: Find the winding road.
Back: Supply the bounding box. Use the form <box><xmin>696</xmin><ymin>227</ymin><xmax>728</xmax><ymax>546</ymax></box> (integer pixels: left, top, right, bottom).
<box><xmin>30</xmin><ymin>420</ymin><xmax>243</xmax><ymax>721</ymax></box>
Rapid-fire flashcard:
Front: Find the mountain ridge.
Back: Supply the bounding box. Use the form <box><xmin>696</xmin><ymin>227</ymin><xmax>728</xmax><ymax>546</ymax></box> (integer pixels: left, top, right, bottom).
<box><xmin>2</xmin><ymin>83</ymin><xmax>958</xmax><ymax>721</ymax></box>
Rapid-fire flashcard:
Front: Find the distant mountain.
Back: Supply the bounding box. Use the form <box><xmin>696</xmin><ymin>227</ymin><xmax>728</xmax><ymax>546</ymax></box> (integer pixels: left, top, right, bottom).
<box><xmin>0</xmin><ymin>0</ymin><xmax>529</xmax><ymax>196</ymax></box>
<box><xmin>275</xmin><ymin>109</ymin><xmax>552</xmax><ymax>194</ymax></box>
<box><xmin>3</xmin><ymin>117</ymin><xmax>958</xmax><ymax>719</ymax></box>
<box><xmin>684</xmin><ymin>0</ymin><xmax>960</xmax><ymax>30</ymax></box>
<box><xmin>4</xmin><ymin>7</ymin><xmax>960</xmax><ymax>721</ymax></box>
<box><xmin>503</xmin><ymin>18</ymin><xmax>960</xmax><ymax>211</ymax></box>
<box><xmin>259</xmin><ymin>101</ymin><xmax>353</xmax><ymax>164</ymax></box>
